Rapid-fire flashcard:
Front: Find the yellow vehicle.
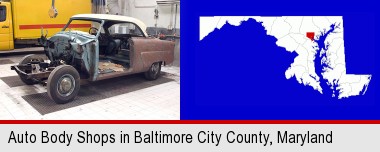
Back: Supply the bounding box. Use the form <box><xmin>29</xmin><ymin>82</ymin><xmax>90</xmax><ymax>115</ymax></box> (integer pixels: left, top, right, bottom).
<box><xmin>0</xmin><ymin>0</ymin><xmax>91</xmax><ymax>51</ymax></box>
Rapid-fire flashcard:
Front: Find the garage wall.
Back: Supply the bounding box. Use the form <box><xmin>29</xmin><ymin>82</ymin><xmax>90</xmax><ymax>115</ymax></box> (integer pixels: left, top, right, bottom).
<box><xmin>107</xmin><ymin>0</ymin><xmax>180</xmax><ymax>29</ymax></box>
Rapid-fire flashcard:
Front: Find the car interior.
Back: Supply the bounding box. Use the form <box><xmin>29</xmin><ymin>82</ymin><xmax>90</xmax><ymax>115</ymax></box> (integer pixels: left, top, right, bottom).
<box><xmin>92</xmin><ymin>21</ymin><xmax>144</xmax><ymax>73</ymax></box>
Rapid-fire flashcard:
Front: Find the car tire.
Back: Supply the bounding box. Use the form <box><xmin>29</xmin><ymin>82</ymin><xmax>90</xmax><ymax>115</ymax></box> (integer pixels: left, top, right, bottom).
<box><xmin>47</xmin><ymin>65</ymin><xmax>80</xmax><ymax>104</ymax></box>
<box><xmin>19</xmin><ymin>54</ymin><xmax>44</xmax><ymax>65</ymax></box>
<box><xmin>18</xmin><ymin>54</ymin><xmax>44</xmax><ymax>85</ymax></box>
<box><xmin>144</xmin><ymin>62</ymin><xmax>161</xmax><ymax>80</ymax></box>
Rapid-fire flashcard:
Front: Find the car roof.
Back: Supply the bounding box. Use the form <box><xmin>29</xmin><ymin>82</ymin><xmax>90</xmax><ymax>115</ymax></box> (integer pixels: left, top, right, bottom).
<box><xmin>71</xmin><ymin>14</ymin><xmax>148</xmax><ymax>37</ymax></box>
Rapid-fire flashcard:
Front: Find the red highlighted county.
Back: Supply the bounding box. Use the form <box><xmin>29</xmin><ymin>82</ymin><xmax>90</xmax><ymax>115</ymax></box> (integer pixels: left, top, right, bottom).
<box><xmin>306</xmin><ymin>32</ymin><xmax>315</xmax><ymax>41</ymax></box>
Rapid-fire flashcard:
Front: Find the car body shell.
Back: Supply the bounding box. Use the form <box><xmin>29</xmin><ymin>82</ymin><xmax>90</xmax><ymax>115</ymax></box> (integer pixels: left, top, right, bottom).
<box><xmin>12</xmin><ymin>14</ymin><xmax>175</xmax><ymax>82</ymax></box>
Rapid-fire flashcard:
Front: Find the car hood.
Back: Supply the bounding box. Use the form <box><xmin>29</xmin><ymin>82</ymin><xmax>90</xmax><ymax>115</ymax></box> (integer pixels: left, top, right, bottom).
<box><xmin>49</xmin><ymin>30</ymin><xmax>96</xmax><ymax>45</ymax></box>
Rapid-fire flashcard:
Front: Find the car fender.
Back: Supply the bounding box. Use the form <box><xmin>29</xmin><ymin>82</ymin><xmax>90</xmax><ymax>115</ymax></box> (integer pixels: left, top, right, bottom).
<box><xmin>131</xmin><ymin>38</ymin><xmax>174</xmax><ymax>72</ymax></box>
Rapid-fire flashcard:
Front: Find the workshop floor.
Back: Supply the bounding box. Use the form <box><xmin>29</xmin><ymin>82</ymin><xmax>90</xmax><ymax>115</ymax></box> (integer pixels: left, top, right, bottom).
<box><xmin>0</xmin><ymin>54</ymin><xmax>180</xmax><ymax>120</ymax></box>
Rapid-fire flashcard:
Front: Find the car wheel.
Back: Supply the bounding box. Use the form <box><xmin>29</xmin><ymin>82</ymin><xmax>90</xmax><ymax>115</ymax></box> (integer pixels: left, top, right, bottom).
<box><xmin>47</xmin><ymin>65</ymin><xmax>80</xmax><ymax>104</ymax></box>
<box><xmin>18</xmin><ymin>54</ymin><xmax>44</xmax><ymax>85</ymax></box>
<box><xmin>19</xmin><ymin>54</ymin><xmax>44</xmax><ymax>65</ymax></box>
<box><xmin>144</xmin><ymin>62</ymin><xmax>161</xmax><ymax>80</ymax></box>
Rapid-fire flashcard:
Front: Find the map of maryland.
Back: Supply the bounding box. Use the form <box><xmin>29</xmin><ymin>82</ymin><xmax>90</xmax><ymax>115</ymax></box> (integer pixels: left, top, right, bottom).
<box><xmin>200</xmin><ymin>16</ymin><xmax>371</xmax><ymax>99</ymax></box>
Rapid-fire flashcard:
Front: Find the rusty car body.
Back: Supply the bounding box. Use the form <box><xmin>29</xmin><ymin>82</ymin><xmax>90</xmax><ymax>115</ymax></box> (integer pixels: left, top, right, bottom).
<box><xmin>11</xmin><ymin>14</ymin><xmax>175</xmax><ymax>104</ymax></box>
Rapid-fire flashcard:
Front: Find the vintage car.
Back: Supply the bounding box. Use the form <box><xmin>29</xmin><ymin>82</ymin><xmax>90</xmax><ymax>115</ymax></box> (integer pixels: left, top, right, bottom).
<box><xmin>11</xmin><ymin>14</ymin><xmax>175</xmax><ymax>104</ymax></box>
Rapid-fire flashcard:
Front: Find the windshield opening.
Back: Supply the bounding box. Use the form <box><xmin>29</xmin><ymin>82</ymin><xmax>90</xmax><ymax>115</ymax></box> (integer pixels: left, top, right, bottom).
<box><xmin>62</xmin><ymin>19</ymin><xmax>98</xmax><ymax>35</ymax></box>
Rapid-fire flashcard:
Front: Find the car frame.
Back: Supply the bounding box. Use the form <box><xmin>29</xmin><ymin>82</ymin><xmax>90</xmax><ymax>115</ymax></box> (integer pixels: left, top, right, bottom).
<box><xmin>11</xmin><ymin>14</ymin><xmax>175</xmax><ymax>104</ymax></box>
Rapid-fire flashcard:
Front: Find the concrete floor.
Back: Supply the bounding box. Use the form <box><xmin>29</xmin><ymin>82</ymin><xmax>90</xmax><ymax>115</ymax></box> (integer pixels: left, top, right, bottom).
<box><xmin>0</xmin><ymin>52</ymin><xmax>180</xmax><ymax>120</ymax></box>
